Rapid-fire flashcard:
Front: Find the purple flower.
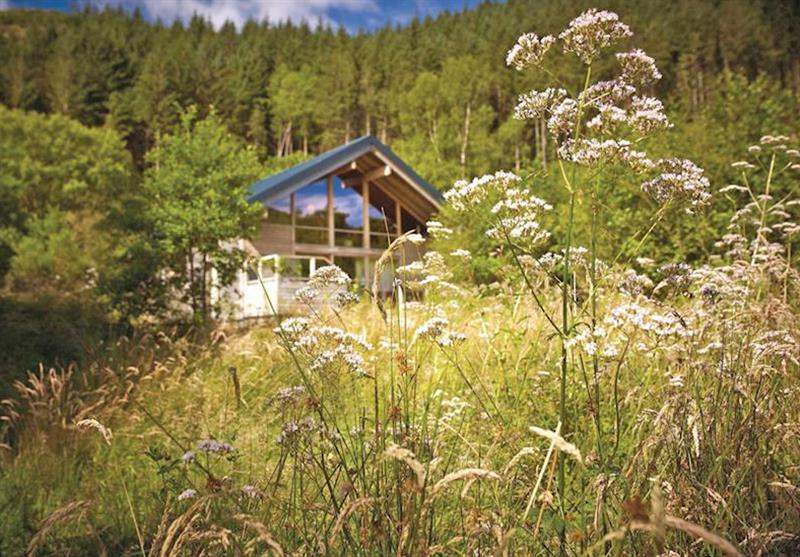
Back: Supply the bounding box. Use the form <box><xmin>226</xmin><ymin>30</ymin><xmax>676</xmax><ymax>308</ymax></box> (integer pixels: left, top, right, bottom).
<box><xmin>182</xmin><ymin>450</ymin><xmax>196</xmax><ymax>463</ymax></box>
<box><xmin>178</xmin><ymin>488</ymin><xmax>197</xmax><ymax>501</ymax></box>
<box><xmin>242</xmin><ymin>484</ymin><xmax>262</xmax><ymax>498</ymax></box>
<box><xmin>197</xmin><ymin>438</ymin><xmax>235</xmax><ymax>454</ymax></box>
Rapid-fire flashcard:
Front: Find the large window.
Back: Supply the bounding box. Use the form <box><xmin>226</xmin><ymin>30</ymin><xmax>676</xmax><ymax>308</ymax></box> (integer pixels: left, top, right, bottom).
<box><xmin>269</xmin><ymin>175</ymin><xmax>422</xmax><ymax>251</ymax></box>
<box><xmin>333</xmin><ymin>178</ymin><xmax>364</xmax><ymax>247</ymax></box>
<box><xmin>294</xmin><ymin>180</ymin><xmax>328</xmax><ymax>244</ymax></box>
<box><xmin>266</xmin><ymin>196</ymin><xmax>291</xmax><ymax>225</ymax></box>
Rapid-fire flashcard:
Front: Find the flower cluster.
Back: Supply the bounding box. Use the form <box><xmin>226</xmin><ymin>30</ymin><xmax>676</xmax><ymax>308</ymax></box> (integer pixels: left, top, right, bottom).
<box><xmin>616</xmin><ymin>49</ymin><xmax>662</xmax><ymax>87</ymax></box>
<box><xmin>513</xmin><ymin>88</ymin><xmax>568</xmax><ymax>121</ymax></box>
<box><xmin>277</xmin><ymin>417</ymin><xmax>320</xmax><ymax>447</ymax></box>
<box><xmin>559</xmin><ymin>9</ymin><xmax>632</xmax><ymax>63</ymax></box>
<box><xmin>426</xmin><ymin>220</ymin><xmax>453</xmax><ymax>239</ymax></box>
<box><xmin>295</xmin><ymin>264</ymin><xmax>355</xmax><ymax>307</ymax></box>
<box><xmin>444</xmin><ymin>171</ymin><xmax>522</xmax><ymax>211</ymax></box>
<box><xmin>506</xmin><ymin>32</ymin><xmax>555</xmax><ymax>70</ymax></box>
<box><xmin>266</xmin><ymin>385</ymin><xmax>306</xmax><ymax>407</ymax></box>
<box><xmin>487</xmin><ymin>188</ymin><xmax>552</xmax><ymax>246</ymax></box>
<box><xmin>628</xmin><ymin>96</ymin><xmax>671</xmax><ymax>134</ymax></box>
<box><xmin>641</xmin><ymin>158</ymin><xmax>711</xmax><ymax>208</ymax></box>
<box><xmin>197</xmin><ymin>438</ymin><xmax>235</xmax><ymax>454</ymax></box>
<box><xmin>558</xmin><ymin>138</ymin><xmax>653</xmax><ymax>172</ymax></box>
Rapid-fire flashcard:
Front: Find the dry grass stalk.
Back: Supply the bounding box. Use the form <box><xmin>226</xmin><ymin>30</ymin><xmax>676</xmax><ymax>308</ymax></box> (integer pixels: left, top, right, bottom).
<box><xmin>150</xmin><ymin>496</ymin><xmax>210</xmax><ymax>557</ymax></box>
<box><xmin>75</xmin><ymin>418</ymin><xmax>113</xmax><ymax>445</ymax></box>
<box><xmin>26</xmin><ymin>499</ymin><xmax>94</xmax><ymax>556</ymax></box>
<box><xmin>329</xmin><ymin>497</ymin><xmax>374</xmax><ymax>545</ymax></box>
<box><xmin>235</xmin><ymin>514</ymin><xmax>285</xmax><ymax>556</ymax></box>
<box><xmin>429</xmin><ymin>468</ymin><xmax>500</xmax><ymax>500</ymax></box>
<box><xmin>529</xmin><ymin>425</ymin><xmax>582</xmax><ymax>464</ymax></box>
<box><xmin>384</xmin><ymin>443</ymin><xmax>426</xmax><ymax>489</ymax></box>
<box><xmin>502</xmin><ymin>447</ymin><xmax>537</xmax><ymax>474</ymax></box>
<box><xmin>664</xmin><ymin>515</ymin><xmax>743</xmax><ymax>557</ymax></box>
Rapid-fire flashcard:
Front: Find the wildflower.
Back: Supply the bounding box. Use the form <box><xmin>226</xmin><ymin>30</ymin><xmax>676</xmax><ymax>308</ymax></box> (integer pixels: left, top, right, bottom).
<box><xmin>426</xmin><ymin>220</ymin><xmax>453</xmax><ymax>238</ymax></box>
<box><xmin>513</xmin><ymin>88</ymin><xmax>568</xmax><ymax>121</ymax></box>
<box><xmin>308</xmin><ymin>265</ymin><xmax>351</xmax><ymax>288</ymax></box>
<box><xmin>547</xmin><ymin>97</ymin><xmax>579</xmax><ymax>138</ymax></box>
<box><xmin>414</xmin><ymin>316</ymin><xmax>449</xmax><ymax>341</ymax></box>
<box><xmin>616</xmin><ymin>49</ymin><xmax>662</xmax><ymax>87</ymax></box>
<box><xmin>506</xmin><ymin>33</ymin><xmax>556</xmax><ymax>70</ymax></box>
<box><xmin>197</xmin><ymin>438</ymin><xmax>235</xmax><ymax>454</ymax></box>
<box><xmin>334</xmin><ymin>290</ymin><xmax>359</xmax><ymax>308</ymax></box>
<box><xmin>274</xmin><ymin>317</ymin><xmax>310</xmax><ymax>337</ymax></box>
<box><xmin>242</xmin><ymin>484</ymin><xmax>262</xmax><ymax>499</ymax></box>
<box><xmin>178</xmin><ymin>488</ymin><xmax>197</xmax><ymax>501</ymax></box>
<box><xmin>559</xmin><ymin>138</ymin><xmax>654</xmax><ymax>172</ymax></box>
<box><xmin>267</xmin><ymin>385</ymin><xmax>306</xmax><ymax>406</ymax></box>
<box><xmin>444</xmin><ymin>171</ymin><xmax>522</xmax><ymax>211</ymax></box>
<box><xmin>293</xmin><ymin>285</ymin><xmax>318</xmax><ymax>304</ymax></box>
<box><xmin>559</xmin><ymin>9</ymin><xmax>632</xmax><ymax>64</ymax></box>
<box><xmin>628</xmin><ymin>96</ymin><xmax>671</xmax><ymax>135</ymax></box>
<box><xmin>438</xmin><ymin>331</ymin><xmax>467</xmax><ymax>347</ymax></box>
<box><xmin>182</xmin><ymin>450</ymin><xmax>196</xmax><ymax>463</ymax></box>
<box><xmin>586</xmin><ymin>103</ymin><xmax>628</xmax><ymax>134</ymax></box>
<box><xmin>641</xmin><ymin>158</ymin><xmax>711</xmax><ymax>208</ymax></box>
<box><xmin>486</xmin><ymin>187</ymin><xmax>552</xmax><ymax>247</ymax></box>
<box><xmin>582</xmin><ymin>79</ymin><xmax>636</xmax><ymax>107</ymax></box>
<box><xmin>450</xmin><ymin>249</ymin><xmax>471</xmax><ymax>259</ymax></box>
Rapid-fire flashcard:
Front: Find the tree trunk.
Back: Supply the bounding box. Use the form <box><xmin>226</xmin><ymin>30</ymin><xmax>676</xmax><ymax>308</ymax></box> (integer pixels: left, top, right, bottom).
<box><xmin>303</xmin><ymin>134</ymin><xmax>308</xmax><ymax>155</ymax></box>
<box><xmin>345</xmin><ymin>120</ymin><xmax>351</xmax><ymax>143</ymax></box>
<box><xmin>188</xmin><ymin>251</ymin><xmax>197</xmax><ymax>316</ymax></box>
<box><xmin>200</xmin><ymin>253</ymin><xmax>208</xmax><ymax>319</ymax></box>
<box><xmin>460</xmin><ymin>102</ymin><xmax>471</xmax><ymax>178</ymax></box>
<box><xmin>515</xmin><ymin>143</ymin><xmax>521</xmax><ymax>173</ymax></box>
<box><xmin>365</xmin><ymin>113</ymin><xmax>371</xmax><ymax>135</ymax></box>
<box><xmin>278</xmin><ymin>121</ymin><xmax>293</xmax><ymax>157</ymax></box>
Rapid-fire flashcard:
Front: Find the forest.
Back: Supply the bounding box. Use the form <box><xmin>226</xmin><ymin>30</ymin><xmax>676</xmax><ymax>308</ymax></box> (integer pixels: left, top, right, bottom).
<box><xmin>1</xmin><ymin>1</ymin><xmax>800</xmax><ymax>554</ymax></box>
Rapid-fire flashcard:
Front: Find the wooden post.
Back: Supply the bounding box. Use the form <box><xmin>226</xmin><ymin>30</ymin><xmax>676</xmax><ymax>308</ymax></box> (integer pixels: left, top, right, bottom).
<box><xmin>363</xmin><ymin>181</ymin><xmax>371</xmax><ymax>285</ymax></box>
<box><xmin>327</xmin><ymin>175</ymin><xmax>334</xmax><ymax>248</ymax></box>
<box><xmin>363</xmin><ymin>181</ymin><xmax>370</xmax><ymax>250</ymax></box>
<box><xmin>290</xmin><ymin>193</ymin><xmax>296</xmax><ymax>252</ymax></box>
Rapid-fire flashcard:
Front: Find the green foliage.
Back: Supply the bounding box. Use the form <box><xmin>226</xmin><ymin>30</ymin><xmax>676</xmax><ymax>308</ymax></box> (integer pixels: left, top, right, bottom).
<box><xmin>142</xmin><ymin>106</ymin><xmax>263</xmax><ymax>320</ymax></box>
<box><xmin>0</xmin><ymin>105</ymin><xmax>135</xmax><ymax>293</ymax></box>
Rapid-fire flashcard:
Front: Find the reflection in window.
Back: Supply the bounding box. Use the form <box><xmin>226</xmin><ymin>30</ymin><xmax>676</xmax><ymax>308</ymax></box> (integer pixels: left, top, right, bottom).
<box><xmin>266</xmin><ymin>196</ymin><xmax>291</xmax><ymax>225</ymax></box>
<box><xmin>294</xmin><ymin>180</ymin><xmax>328</xmax><ymax>227</ymax></box>
<box><xmin>333</xmin><ymin>178</ymin><xmax>364</xmax><ymax>230</ymax></box>
<box><xmin>335</xmin><ymin>230</ymin><xmax>363</xmax><ymax>248</ymax></box>
<box><xmin>294</xmin><ymin>180</ymin><xmax>328</xmax><ymax>244</ymax></box>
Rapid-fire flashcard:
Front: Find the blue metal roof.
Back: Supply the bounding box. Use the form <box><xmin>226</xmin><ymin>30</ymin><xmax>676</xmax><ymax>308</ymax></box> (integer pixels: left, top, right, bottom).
<box><xmin>247</xmin><ymin>135</ymin><xmax>443</xmax><ymax>207</ymax></box>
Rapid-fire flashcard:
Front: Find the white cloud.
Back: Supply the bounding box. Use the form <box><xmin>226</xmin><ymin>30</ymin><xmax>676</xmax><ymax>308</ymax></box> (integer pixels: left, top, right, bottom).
<box><xmin>0</xmin><ymin>0</ymin><xmax>10</xmax><ymax>10</ymax></box>
<box><xmin>95</xmin><ymin>0</ymin><xmax>379</xmax><ymax>29</ymax></box>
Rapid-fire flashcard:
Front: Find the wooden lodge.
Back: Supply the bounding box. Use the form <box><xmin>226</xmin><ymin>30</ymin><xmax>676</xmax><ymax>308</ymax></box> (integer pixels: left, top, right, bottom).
<box><xmin>228</xmin><ymin>135</ymin><xmax>443</xmax><ymax>317</ymax></box>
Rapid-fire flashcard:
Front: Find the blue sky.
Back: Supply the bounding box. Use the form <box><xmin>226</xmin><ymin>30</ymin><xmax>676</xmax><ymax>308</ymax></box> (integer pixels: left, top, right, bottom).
<box><xmin>1</xmin><ymin>0</ymin><xmax>488</xmax><ymax>32</ymax></box>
